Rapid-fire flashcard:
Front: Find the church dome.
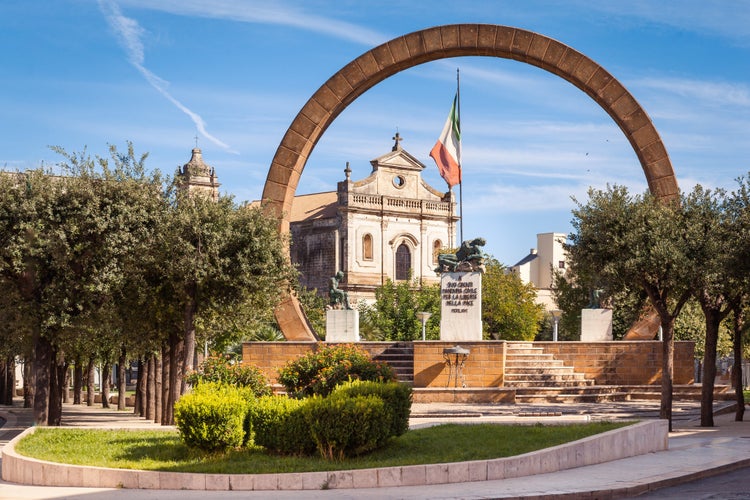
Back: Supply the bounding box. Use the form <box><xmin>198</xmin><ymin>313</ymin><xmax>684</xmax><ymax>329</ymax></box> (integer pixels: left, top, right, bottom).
<box><xmin>183</xmin><ymin>147</ymin><xmax>212</xmax><ymax>177</ymax></box>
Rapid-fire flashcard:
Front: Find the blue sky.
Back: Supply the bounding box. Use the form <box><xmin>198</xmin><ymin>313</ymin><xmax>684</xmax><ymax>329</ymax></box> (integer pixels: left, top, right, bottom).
<box><xmin>2</xmin><ymin>1</ymin><xmax>749</xmax><ymax>264</ymax></box>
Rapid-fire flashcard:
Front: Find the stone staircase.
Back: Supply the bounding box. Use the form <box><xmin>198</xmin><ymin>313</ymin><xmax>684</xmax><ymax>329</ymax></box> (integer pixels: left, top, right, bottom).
<box><xmin>504</xmin><ymin>342</ymin><xmax>594</xmax><ymax>389</ymax></box>
<box><xmin>372</xmin><ymin>342</ymin><xmax>414</xmax><ymax>385</ymax></box>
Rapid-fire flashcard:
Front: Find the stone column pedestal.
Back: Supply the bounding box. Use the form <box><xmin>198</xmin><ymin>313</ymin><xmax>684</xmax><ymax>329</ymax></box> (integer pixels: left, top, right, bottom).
<box><xmin>325</xmin><ymin>309</ymin><xmax>360</xmax><ymax>342</ymax></box>
<box><xmin>581</xmin><ymin>308</ymin><xmax>613</xmax><ymax>341</ymax></box>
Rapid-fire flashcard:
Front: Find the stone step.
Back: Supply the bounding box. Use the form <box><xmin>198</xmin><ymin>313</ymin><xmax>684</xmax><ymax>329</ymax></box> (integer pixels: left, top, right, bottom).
<box><xmin>505</xmin><ymin>359</ymin><xmax>566</xmax><ymax>368</ymax></box>
<box><xmin>509</xmin><ymin>381</ymin><xmax>596</xmax><ymax>389</ymax></box>
<box><xmin>371</xmin><ymin>344</ymin><xmax>414</xmax><ymax>385</ymax></box>
<box><xmin>515</xmin><ymin>392</ymin><xmax>629</xmax><ymax>403</ymax></box>
<box><xmin>505</xmin><ymin>347</ymin><xmax>546</xmax><ymax>355</ymax></box>
<box><xmin>504</xmin><ymin>353</ymin><xmax>557</xmax><ymax>361</ymax></box>
<box><xmin>504</xmin><ymin>366</ymin><xmax>575</xmax><ymax>375</ymax></box>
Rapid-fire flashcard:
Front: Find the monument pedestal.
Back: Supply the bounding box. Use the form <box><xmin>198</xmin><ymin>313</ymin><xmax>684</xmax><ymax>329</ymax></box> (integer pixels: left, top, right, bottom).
<box><xmin>580</xmin><ymin>308</ymin><xmax>613</xmax><ymax>341</ymax></box>
<box><xmin>325</xmin><ymin>309</ymin><xmax>360</xmax><ymax>342</ymax></box>
<box><xmin>440</xmin><ymin>272</ymin><xmax>482</xmax><ymax>341</ymax></box>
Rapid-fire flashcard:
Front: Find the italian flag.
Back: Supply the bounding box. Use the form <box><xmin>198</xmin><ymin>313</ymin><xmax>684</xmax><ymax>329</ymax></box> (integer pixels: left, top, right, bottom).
<box><xmin>429</xmin><ymin>93</ymin><xmax>461</xmax><ymax>188</ymax></box>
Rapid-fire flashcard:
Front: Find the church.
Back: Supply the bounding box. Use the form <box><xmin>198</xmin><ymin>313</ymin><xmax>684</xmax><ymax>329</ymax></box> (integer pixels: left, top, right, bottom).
<box><xmin>288</xmin><ymin>133</ymin><xmax>458</xmax><ymax>305</ymax></box>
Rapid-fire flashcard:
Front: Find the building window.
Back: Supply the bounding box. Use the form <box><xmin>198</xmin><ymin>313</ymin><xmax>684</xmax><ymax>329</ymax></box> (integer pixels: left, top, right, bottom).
<box><xmin>432</xmin><ymin>239</ymin><xmax>442</xmax><ymax>265</ymax></box>
<box><xmin>558</xmin><ymin>260</ymin><xmax>566</xmax><ymax>269</ymax></box>
<box><xmin>395</xmin><ymin>243</ymin><xmax>411</xmax><ymax>280</ymax></box>
<box><xmin>363</xmin><ymin>233</ymin><xmax>373</xmax><ymax>261</ymax></box>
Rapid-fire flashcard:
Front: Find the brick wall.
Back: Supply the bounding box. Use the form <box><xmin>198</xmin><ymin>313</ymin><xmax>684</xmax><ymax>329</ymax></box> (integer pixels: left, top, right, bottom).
<box><xmin>534</xmin><ymin>341</ymin><xmax>695</xmax><ymax>385</ymax></box>
<box><xmin>242</xmin><ymin>342</ymin><xmax>316</xmax><ymax>384</ymax></box>
<box><xmin>242</xmin><ymin>340</ymin><xmax>694</xmax><ymax>388</ymax></box>
<box><xmin>241</xmin><ymin>342</ymin><xmax>413</xmax><ymax>385</ymax></box>
<box><xmin>413</xmin><ymin>342</ymin><xmax>505</xmax><ymax>388</ymax></box>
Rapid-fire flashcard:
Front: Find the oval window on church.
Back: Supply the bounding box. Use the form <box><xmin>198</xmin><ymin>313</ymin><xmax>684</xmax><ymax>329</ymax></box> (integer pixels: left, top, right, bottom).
<box><xmin>396</xmin><ymin>243</ymin><xmax>411</xmax><ymax>280</ymax></box>
<box><xmin>392</xmin><ymin>175</ymin><xmax>405</xmax><ymax>188</ymax></box>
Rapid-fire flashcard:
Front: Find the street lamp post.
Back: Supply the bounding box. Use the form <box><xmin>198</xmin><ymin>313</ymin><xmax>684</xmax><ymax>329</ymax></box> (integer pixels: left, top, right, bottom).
<box><xmin>416</xmin><ymin>311</ymin><xmax>432</xmax><ymax>341</ymax></box>
<box><xmin>550</xmin><ymin>309</ymin><xmax>562</xmax><ymax>342</ymax></box>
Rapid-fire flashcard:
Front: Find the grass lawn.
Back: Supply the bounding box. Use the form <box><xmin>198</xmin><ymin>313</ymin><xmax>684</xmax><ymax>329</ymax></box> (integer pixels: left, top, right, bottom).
<box><xmin>16</xmin><ymin>421</ymin><xmax>630</xmax><ymax>474</ymax></box>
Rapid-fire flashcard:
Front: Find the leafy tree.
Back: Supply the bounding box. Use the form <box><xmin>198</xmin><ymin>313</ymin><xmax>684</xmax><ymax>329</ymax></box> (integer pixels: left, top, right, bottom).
<box><xmin>724</xmin><ymin>174</ymin><xmax>750</xmax><ymax>420</ymax></box>
<box><xmin>482</xmin><ymin>257</ymin><xmax>543</xmax><ymax>341</ymax></box>
<box><xmin>359</xmin><ymin>278</ymin><xmax>440</xmax><ymax>341</ymax></box>
<box><xmin>552</xmin><ymin>268</ymin><xmax>647</xmax><ymax>340</ymax></box>
<box><xmin>295</xmin><ymin>285</ymin><xmax>326</xmax><ymax>338</ymax></box>
<box><xmin>152</xmin><ymin>192</ymin><xmax>296</xmax><ymax>423</ymax></box>
<box><xmin>0</xmin><ymin>143</ymin><xmax>166</xmax><ymax>425</ymax></box>
<box><xmin>568</xmin><ymin>186</ymin><xmax>701</xmax><ymax>430</ymax></box>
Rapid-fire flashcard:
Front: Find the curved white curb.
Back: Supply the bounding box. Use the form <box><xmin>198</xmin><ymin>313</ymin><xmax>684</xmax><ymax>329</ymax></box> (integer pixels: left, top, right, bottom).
<box><xmin>2</xmin><ymin>421</ymin><xmax>667</xmax><ymax>491</ymax></box>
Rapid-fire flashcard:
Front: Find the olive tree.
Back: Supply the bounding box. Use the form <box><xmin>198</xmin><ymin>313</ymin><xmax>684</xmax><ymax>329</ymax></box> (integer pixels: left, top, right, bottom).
<box><xmin>568</xmin><ymin>186</ymin><xmax>700</xmax><ymax>430</ymax></box>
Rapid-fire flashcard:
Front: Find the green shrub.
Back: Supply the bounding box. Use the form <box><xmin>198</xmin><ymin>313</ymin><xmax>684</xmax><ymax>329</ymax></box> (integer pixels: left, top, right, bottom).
<box><xmin>277</xmin><ymin>344</ymin><xmax>396</xmax><ymax>398</ymax></box>
<box><xmin>185</xmin><ymin>356</ymin><xmax>271</xmax><ymax>397</ymax></box>
<box><xmin>174</xmin><ymin>383</ymin><xmax>249</xmax><ymax>452</ymax></box>
<box><xmin>247</xmin><ymin>395</ymin><xmax>316</xmax><ymax>455</ymax></box>
<box><xmin>304</xmin><ymin>393</ymin><xmax>390</xmax><ymax>460</ymax></box>
<box><xmin>332</xmin><ymin>380</ymin><xmax>412</xmax><ymax>438</ymax></box>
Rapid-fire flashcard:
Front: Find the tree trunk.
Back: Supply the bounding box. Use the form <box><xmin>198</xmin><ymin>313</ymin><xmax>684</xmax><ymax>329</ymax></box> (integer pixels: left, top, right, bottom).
<box><xmin>101</xmin><ymin>361</ymin><xmax>111</xmax><ymax>408</ymax></box>
<box><xmin>700</xmin><ymin>307</ymin><xmax>720</xmax><ymax>427</ymax></box>
<box><xmin>659</xmin><ymin>318</ymin><xmax>675</xmax><ymax>432</ymax></box>
<box><xmin>73</xmin><ymin>358</ymin><xmax>82</xmax><ymax>405</ymax></box>
<box><xmin>167</xmin><ymin>333</ymin><xmax>184</xmax><ymax>426</ymax></box>
<box><xmin>0</xmin><ymin>359</ymin><xmax>6</xmax><ymax>405</ymax></box>
<box><xmin>181</xmin><ymin>295</ymin><xmax>197</xmax><ymax>395</ymax></box>
<box><xmin>86</xmin><ymin>358</ymin><xmax>96</xmax><ymax>406</ymax></box>
<box><xmin>32</xmin><ymin>333</ymin><xmax>52</xmax><ymax>426</ymax></box>
<box><xmin>23</xmin><ymin>358</ymin><xmax>34</xmax><ymax>408</ymax></box>
<box><xmin>146</xmin><ymin>355</ymin><xmax>156</xmax><ymax>421</ymax></box>
<box><xmin>0</xmin><ymin>356</ymin><xmax>12</xmax><ymax>404</ymax></box>
<box><xmin>118</xmin><ymin>348</ymin><xmax>128</xmax><ymax>411</ymax></box>
<box><xmin>154</xmin><ymin>352</ymin><xmax>163</xmax><ymax>424</ymax></box>
<box><xmin>62</xmin><ymin>365</ymin><xmax>71</xmax><ymax>404</ymax></box>
<box><xmin>161</xmin><ymin>343</ymin><xmax>171</xmax><ymax>425</ymax></box>
<box><xmin>48</xmin><ymin>354</ymin><xmax>66</xmax><ymax>426</ymax></box>
<box><xmin>733</xmin><ymin>309</ymin><xmax>745</xmax><ymax>422</ymax></box>
<box><xmin>135</xmin><ymin>358</ymin><xmax>146</xmax><ymax>416</ymax></box>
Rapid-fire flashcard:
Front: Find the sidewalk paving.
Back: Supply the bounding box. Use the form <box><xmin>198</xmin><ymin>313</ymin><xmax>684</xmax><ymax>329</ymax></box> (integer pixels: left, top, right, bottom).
<box><xmin>1</xmin><ymin>399</ymin><xmax>749</xmax><ymax>499</ymax></box>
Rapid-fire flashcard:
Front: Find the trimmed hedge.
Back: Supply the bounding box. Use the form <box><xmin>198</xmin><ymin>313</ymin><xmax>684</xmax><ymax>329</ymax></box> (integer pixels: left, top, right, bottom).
<box><xmin>303</xmin><ymin>393</ymin><xmax>390</xmax><ymax>460</ymax></box>
<box><xmin>332</xmin><ymin>380</ymin><xmax>412</xmax><ymax>439</ymax></box>
<box><xmin>174</xmin><ymin>383</ymin><xmax>250</xmax><ymax>452</ymax></box>
<box><xmin>247</xmin><ymin>395</ymin><xmax>316</xmax><ymax>456</ymax></box>
<box><xmin>277</xmin><ymin>344</ymin><xmax>396</xmax><ymax>398</ymax></box>
<box><xmin>175</xmin><ymin>378</ymin><xmax>413</xmax><ymax>460</ymax></box>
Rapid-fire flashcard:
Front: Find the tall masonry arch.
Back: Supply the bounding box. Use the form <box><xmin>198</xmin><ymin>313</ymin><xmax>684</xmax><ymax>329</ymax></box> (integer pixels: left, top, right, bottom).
<box><xmin>262</xmin><ymin>24</ymin><xmax>678</xmax><ymax>340</ymax></box>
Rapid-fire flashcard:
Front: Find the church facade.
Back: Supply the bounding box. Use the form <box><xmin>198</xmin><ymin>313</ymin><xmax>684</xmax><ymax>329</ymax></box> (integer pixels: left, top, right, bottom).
<box><xmin>289</xmin><ymin>134</ymin><xmax>458</xmax><ymax>305</ymax></box>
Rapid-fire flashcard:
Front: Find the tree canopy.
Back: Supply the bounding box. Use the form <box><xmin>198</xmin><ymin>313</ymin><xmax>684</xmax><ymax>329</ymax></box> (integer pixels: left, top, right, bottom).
<box><xmin>0</xmin><ymin>143</ymin><xmax>297</xmax><ymax>425</ymax></box>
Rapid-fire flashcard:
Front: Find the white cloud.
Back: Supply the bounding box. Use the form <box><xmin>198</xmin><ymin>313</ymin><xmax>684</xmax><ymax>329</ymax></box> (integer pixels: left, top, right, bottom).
<box><xmin>97</xmin><ymin>0</ymin><xmax>236</xmax><ymax>153</ymax></box>
<box><xmin>576</xmin><ymin>1</ymin><xmax>750</xmax><ymax>47</ymax></box>
<box><xmin>636</xmin><ymin>77</ymin><xmax>750</xmax><ymax>108</ymax></box>
<box><xmin>120</xmin><ymin>0</ymin><xmax>389</xmax><ymax>47</ymax></box>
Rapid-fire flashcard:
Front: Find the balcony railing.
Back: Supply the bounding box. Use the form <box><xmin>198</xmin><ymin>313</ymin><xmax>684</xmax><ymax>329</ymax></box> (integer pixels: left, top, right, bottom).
<box><xmin>338</xmin><ymin>192</ymin><xmax>454</xmax><ymax>216</ymax></box>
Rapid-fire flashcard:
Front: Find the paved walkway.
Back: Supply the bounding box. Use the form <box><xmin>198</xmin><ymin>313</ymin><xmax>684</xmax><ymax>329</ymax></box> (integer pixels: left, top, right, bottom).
<box><xmin>1</xmin><ymin>399</ymin><xmax>749</xmax><ymax>499</ymax></box>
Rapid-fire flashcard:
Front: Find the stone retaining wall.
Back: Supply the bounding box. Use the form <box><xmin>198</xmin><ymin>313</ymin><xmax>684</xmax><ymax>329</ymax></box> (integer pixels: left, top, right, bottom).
<box><xmin>535</xmin><ymin>341</ymin><xmax>695</xmax><ymax>385</ymax></box>
<box><xmin>1</xmin><ymin>421</ymin><xmax>668</xmax><ymax>490</ymax></box>
<box><xmin>242</xmin><ymin>341</ymin><xmax>695</xmax><ymax>388</ymax></box>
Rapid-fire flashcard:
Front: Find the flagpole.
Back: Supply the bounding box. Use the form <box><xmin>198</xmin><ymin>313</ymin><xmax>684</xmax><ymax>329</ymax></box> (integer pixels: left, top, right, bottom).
<box><xmin>457</xmin><ymin>67</ymin><xmax>463</xmax><ymax>244</ymax></box>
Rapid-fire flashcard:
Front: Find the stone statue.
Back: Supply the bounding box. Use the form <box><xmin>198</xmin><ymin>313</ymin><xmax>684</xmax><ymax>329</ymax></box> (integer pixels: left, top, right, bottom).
<box><xmin>329</xmin><ymin>271</ymin><xmax>351</xmax><ymax>310</ymax></box>
<box><xmin>435</xmin><ymin>237</ymin><xmax>487</xmax><ymax>273</ymax></box>
<box><xmin>587</xmin><ymin>288</ymin><xmax>603</xmax><ymax>309</ymax></box>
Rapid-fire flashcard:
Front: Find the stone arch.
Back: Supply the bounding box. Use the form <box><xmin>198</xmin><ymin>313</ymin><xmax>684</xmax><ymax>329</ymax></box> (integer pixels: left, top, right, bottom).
<box><xmin>264</xmin><ymin>24</ymin><xmax>677</xmax><ymax>340</ymax></box>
